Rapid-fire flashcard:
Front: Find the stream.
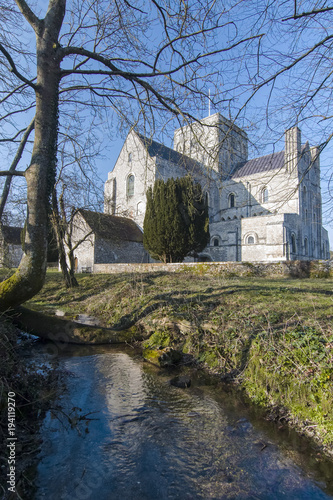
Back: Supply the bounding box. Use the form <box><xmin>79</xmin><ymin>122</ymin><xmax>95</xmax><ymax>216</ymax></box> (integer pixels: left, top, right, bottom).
<box><xmin>31</xmin><ymin>342</ymin><xmax>333</xmax><ymax>500</ymax></box>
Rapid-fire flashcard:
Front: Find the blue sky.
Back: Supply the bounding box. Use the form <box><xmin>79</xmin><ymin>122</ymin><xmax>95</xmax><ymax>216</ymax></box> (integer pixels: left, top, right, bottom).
<box><xmin>1</xmin><ymin>0</ymin><xmax>333</xmax><ymax>246</ymax></box>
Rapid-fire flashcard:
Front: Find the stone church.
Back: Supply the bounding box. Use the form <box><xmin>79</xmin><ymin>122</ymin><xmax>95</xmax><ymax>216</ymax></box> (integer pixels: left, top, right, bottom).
<box><xmin>104</xmin><ymin>113</ymin><xmax>330</xmax><ymax>262</ymax></box>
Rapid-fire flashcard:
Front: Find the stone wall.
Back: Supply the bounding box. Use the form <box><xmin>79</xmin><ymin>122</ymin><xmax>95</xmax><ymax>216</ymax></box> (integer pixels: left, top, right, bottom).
<box><xmin>95</xmin><ymin>238</ymin><xmax>149</xmax><ymax>264</ymax></box>
<box><xmin>92</xmin><ymin>260</ymin><xmax>332</xmax><ymax>278</ymax></box>
<box><xmin>104</xmin><ymin>130</ymin><xmax>156</xmax><ymax>228</ymax></box>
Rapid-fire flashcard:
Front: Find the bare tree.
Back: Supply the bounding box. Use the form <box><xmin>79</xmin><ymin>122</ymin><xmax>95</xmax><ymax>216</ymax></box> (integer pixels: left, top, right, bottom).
<box><xmin>51</xmin><ymin>129</ymin><xmax>103</xmax><ymax>288</ymax></box>
<box><xmin>0</xmin><ymin>0</ymin><xmax>264</xmax><ymax>309</ymax></box>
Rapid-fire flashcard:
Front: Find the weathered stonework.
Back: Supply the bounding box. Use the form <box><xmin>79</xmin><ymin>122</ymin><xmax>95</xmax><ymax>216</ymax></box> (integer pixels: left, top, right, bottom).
<box><xmin>92</xmin><ymin>260</ymin><xmax>332</xmax><ymax>278</ymax></box>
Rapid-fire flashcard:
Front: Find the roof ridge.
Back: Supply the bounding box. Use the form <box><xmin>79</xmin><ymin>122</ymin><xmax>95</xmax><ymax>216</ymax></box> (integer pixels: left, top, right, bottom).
<box><xmin>78</xmin><ymin>209</ymin><xmax>143</xmax><ymax>242</ymax></box>
<box><xmin>232</xmin><ymin>150</ymin><xmax>285</xmax><ymax>179</ymax></box>
<box><xmin>135</xmin><ymin>131</ymin><xmax>202</xmax><ymax>168</ymax></box>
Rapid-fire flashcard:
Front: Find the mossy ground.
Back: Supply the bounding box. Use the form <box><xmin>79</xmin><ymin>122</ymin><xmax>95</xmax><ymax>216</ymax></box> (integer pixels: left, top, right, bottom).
<box><xmin>14</xmin><ymin>268</ymin><xmax>333</xmax><ymax>456</ymax></box>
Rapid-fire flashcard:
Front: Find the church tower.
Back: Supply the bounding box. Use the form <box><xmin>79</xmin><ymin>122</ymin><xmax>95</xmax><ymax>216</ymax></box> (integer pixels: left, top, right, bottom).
<box><xmin>173</xmin><ymin>113</ymin><xmax>248</xmax><ymax>179</ymax></box>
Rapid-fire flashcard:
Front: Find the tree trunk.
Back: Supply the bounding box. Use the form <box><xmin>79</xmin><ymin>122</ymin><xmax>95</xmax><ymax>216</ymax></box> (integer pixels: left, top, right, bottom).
<box><xmin>67</xmin><ymin>247</ymin><xmax>79</xmax><ymax>287</ymax></box>
<box><xmin>0</xmin><ymin>2</ymin><xmax>65</xmax><ymax>310</ymax></box>
<box><xmin>8</xmin><ymin>306</ymin><xmax>146</xmax><ymax>344</ymax></box>
<box><xmin>51</xmin><ymin>191</ymin><xmax>78</xmax><ymax>288</ymax></box>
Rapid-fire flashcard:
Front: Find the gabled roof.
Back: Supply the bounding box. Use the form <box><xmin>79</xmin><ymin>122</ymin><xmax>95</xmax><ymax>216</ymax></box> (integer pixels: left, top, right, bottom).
<box><xmin>0</xmin><ymin>225</ymin><xmax>22</xmax><ymax>245</ymax></box>
<box><xmin>232</xmin><ymin>151</ymin><xmax>285</xmax><ymax>179</ymax></box>
<box><xmin>136</xmin><ymin>132</ymin><xmax>203</xmax><ymax>173</ymax></box>
<box><xmin>137</xmin><ymin>130</ymin><xmax>287</xmax><ymax>181</ymax></box>
<box><xmin>78</xmin><ymin>209</ymin><xmax>143</xmax><ymax>243</ymax></box>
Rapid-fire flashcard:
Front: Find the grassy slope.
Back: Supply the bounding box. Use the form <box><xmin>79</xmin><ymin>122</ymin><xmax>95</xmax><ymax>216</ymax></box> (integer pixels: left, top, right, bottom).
<box><xmin>25</xmin><ymin>269</ymin><xmax>333</xmax><ymax>456</ymax></box>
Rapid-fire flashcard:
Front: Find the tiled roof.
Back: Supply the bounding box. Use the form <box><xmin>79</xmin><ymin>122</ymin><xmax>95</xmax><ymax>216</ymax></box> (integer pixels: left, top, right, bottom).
<box><xmin>136</xmin><ymin>133</ymin><xmax>202</xmax><ymax>173</ymax></box>
<box><xmin>0</xmin><ymin>226</ymin><xmax>22</xmax><ymax>245</ymax></box>
<box><xmin>232</xmin><ymin>151</ymin><xmax>285</xmax><ymax>179</ymax></box>
<box><xmin>79</xmin><ymin>210</ymin><xmax>143</xmax><ymax>242</ymax></box>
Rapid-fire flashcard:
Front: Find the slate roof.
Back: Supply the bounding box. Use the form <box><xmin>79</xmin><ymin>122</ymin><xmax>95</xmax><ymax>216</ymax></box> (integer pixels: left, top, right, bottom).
<box><xmin>79</xmin><ymin>210</ymin><xmax>143</xmax><ymax>243</ymax></box>
<box><xmin>0</xmin><ymin>226</ymin><xmax>22</xmax><ymax>245</ymax></box>
<box><xmin>232</xmin><ymin>151</ymin><xmax>285</xmax><ymax>179</ymax></box>
<box><xmin>136</xmin><ymin>133</ymin><xmax>203</xmax><ymax>173</ymax></box>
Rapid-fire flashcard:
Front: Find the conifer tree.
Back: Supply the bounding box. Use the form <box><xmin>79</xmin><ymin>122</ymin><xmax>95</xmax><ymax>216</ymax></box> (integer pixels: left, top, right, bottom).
<box><xmin>143</xmin><ymin>176</ymin><xmax>209</xmax><ymax>263</ymax></box>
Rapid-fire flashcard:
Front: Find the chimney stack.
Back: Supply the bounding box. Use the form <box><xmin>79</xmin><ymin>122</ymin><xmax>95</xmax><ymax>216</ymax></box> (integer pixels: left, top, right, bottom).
<box><xmin>285</xmin><ymin>126</ymin><xmax>301</xmax><ymax>173</ymax></box>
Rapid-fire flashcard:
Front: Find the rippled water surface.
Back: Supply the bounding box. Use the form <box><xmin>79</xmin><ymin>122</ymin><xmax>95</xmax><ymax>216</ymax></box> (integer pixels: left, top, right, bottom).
<box><xmin>35</xmin><ymin>344</ymin><xmax>333</xmax><ymax>500</ymax></box>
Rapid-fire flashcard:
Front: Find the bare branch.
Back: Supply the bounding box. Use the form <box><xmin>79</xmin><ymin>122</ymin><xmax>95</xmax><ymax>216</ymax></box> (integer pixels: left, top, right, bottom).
<box><xmin>0</xmin><ymin>117</ymin><xmax>34</xmax><ymax>219</ymax></box>
<box><xmin>0</xmin><ymin>170</ymin><xmax>26</xmax><ymax>177</ymax></box>
<box><xmin>61</xmin><ymin>33</ymin><xmax>264</xmax><ymax>81</ymax></box>
<box><xmin>0</xmin><ymin>43</ymin><xmax>37</xmax><ymax>90</ymax></box>
<box><xmin>283</xmin><ymin>6</ymin><xmax>333</xmax><ymax>21</ymax></box>
<box><xmin>13</xmin><ymin>0</ymin><xmax>42</xmax><ymax>33</ymax></box>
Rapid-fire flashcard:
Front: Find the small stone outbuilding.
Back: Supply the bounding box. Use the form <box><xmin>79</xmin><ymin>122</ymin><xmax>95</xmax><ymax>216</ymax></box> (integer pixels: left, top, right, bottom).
<box><xmin>70</xmin><ymin>209</ymin><xmax>148</xmax><ymax>272</ymax></box>
<box><xmin>0</xmin><ymin>225</ymin><xmax>23</xmax><ymax>268</ymax></box>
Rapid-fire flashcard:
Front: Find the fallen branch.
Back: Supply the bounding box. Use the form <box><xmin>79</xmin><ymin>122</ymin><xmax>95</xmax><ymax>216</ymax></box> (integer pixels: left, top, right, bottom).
<box><xmin>5</xmin><ymin>306</ymin><xmax>148</xmax><ymax>345</ymax></box>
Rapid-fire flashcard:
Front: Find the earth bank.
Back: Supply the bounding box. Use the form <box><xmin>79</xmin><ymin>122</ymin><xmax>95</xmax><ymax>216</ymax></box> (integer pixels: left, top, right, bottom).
<box><xmin>22</xmin><ymin>269</ymin><xmax>333</xmax><ymax>459</ymax></box>
<box><xmin>0</xmin><ymin>319</ymin><xmax>62</xmax><ymax>499</ymax></box>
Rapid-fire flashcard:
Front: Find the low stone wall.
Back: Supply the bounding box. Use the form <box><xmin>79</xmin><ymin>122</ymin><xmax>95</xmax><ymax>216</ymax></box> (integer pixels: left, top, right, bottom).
<box><xmin>92</xmin><ymin>260</ymin><xmax>332</xmax><ymax>278</ymax></box>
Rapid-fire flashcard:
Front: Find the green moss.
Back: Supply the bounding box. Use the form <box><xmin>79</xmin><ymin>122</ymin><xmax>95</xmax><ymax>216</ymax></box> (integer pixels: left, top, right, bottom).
<box><xmin>142</xmin><ymin>347</ymin><xmax>162</xmax><ymax>364</ymax></box>
<box><xmin>198</xmin><ymin>348</ymin><xmax>220</xmax><ymax>369</ymax></box>
<box><xmin>142</xmin><ymin>330</ymin><xmax>171</xmax><ymax>349</ymax></box>
<box><xmin>241</xmin><ymin>327</ymin><xmax>333</xmax><ymax>446</ymax></box>
<box><xmin>142</xmin><ymin>346</ymin><xmax>182</xmax><ymax>367</ymax></box>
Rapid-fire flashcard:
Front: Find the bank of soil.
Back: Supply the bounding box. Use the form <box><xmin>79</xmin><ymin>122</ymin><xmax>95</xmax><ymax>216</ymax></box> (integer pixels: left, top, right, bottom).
<box><xmin>0</xmin><ymin>319</ymin><xmax>62</xmax><ymax>499</ymax></box>
<box><xmin>25</xmin><ymin>269</ymin><xmax>333</xmax><ymax>458</ymax></box>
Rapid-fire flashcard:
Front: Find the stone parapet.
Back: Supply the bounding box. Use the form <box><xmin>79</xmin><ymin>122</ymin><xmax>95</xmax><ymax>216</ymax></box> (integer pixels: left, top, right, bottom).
<box><xmin>92</xmin><ymin>260</ymin><xmax>332</xmax><ymax>278</ymax></box>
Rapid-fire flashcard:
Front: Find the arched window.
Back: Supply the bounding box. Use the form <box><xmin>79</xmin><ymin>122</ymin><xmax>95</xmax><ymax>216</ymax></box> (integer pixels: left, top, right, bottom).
<box><xmin>262</xmin><ymin>187</ymin><xmax>269</xmax><ymax>203</ymax></box>
<box><xmin>247</xmin><ymin>235</ymin><xmax>255</xmax><ymax>245</ymax></box>
<box><xmin>228</xmin><ymin>193</ymin><xmax>235</xmax><ymax>208</ymax></box>
<box><xmin>127</xmin><ymin>174</ymin><xmax>135</xmax><ymax>197</ymax></box>
<box><xmin>112</xmin><ymin>178</ymin><xmax>117</xmax><ymax>198</ymax></box>
<box><xmin>205</xmin><ymin>192</ymin><xmax>209</xmax><ymax>207</ymax></box>
<box><xmin>303</xmin><ymin>185</ymin><xmax>307</xmax><ymax>204</ymax></box>
<box><xmin>213</xmin><ymin>238</ymin><xmax>219</xmax><ymax>247</ymax></box>
<box><xmin>137</xmin><ymin>201</ymin><xmax>144</xmax><ymax>216</ymax></box>
<box><xmin>128</xmin><ymin>152</ymin><xmax>132</xmax><ymax>163</ymax></box>
<box><xmin>304</xmin><ymin>238</ymin><xmax>308</xmax><ymax>256</ymax></box>
<box><xmin>291</xmin><ymin>234</ymin><xmax>296</xmax><ymax>254</ymax></box>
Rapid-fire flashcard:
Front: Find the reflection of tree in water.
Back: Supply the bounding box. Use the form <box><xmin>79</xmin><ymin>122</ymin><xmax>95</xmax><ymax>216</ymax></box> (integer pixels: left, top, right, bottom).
<box><xmin>36</xmin><ymin>348</ymin><xmax>333</xmax><ymax>500</ymax></box>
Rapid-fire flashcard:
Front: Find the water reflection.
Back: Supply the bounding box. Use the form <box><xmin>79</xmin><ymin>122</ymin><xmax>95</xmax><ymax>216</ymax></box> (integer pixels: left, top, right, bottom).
<box><xmin>35</xmin><ymin>344</ymin><xmax>333</xmax><ymax>500</ymax></box>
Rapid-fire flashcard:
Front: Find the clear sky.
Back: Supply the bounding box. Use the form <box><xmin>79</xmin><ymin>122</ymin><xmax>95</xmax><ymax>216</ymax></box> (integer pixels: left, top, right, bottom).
<box><xmin>1</xmin><ymin>0</ymin><xmax>333</xmax><ymax>247</ymax></box>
